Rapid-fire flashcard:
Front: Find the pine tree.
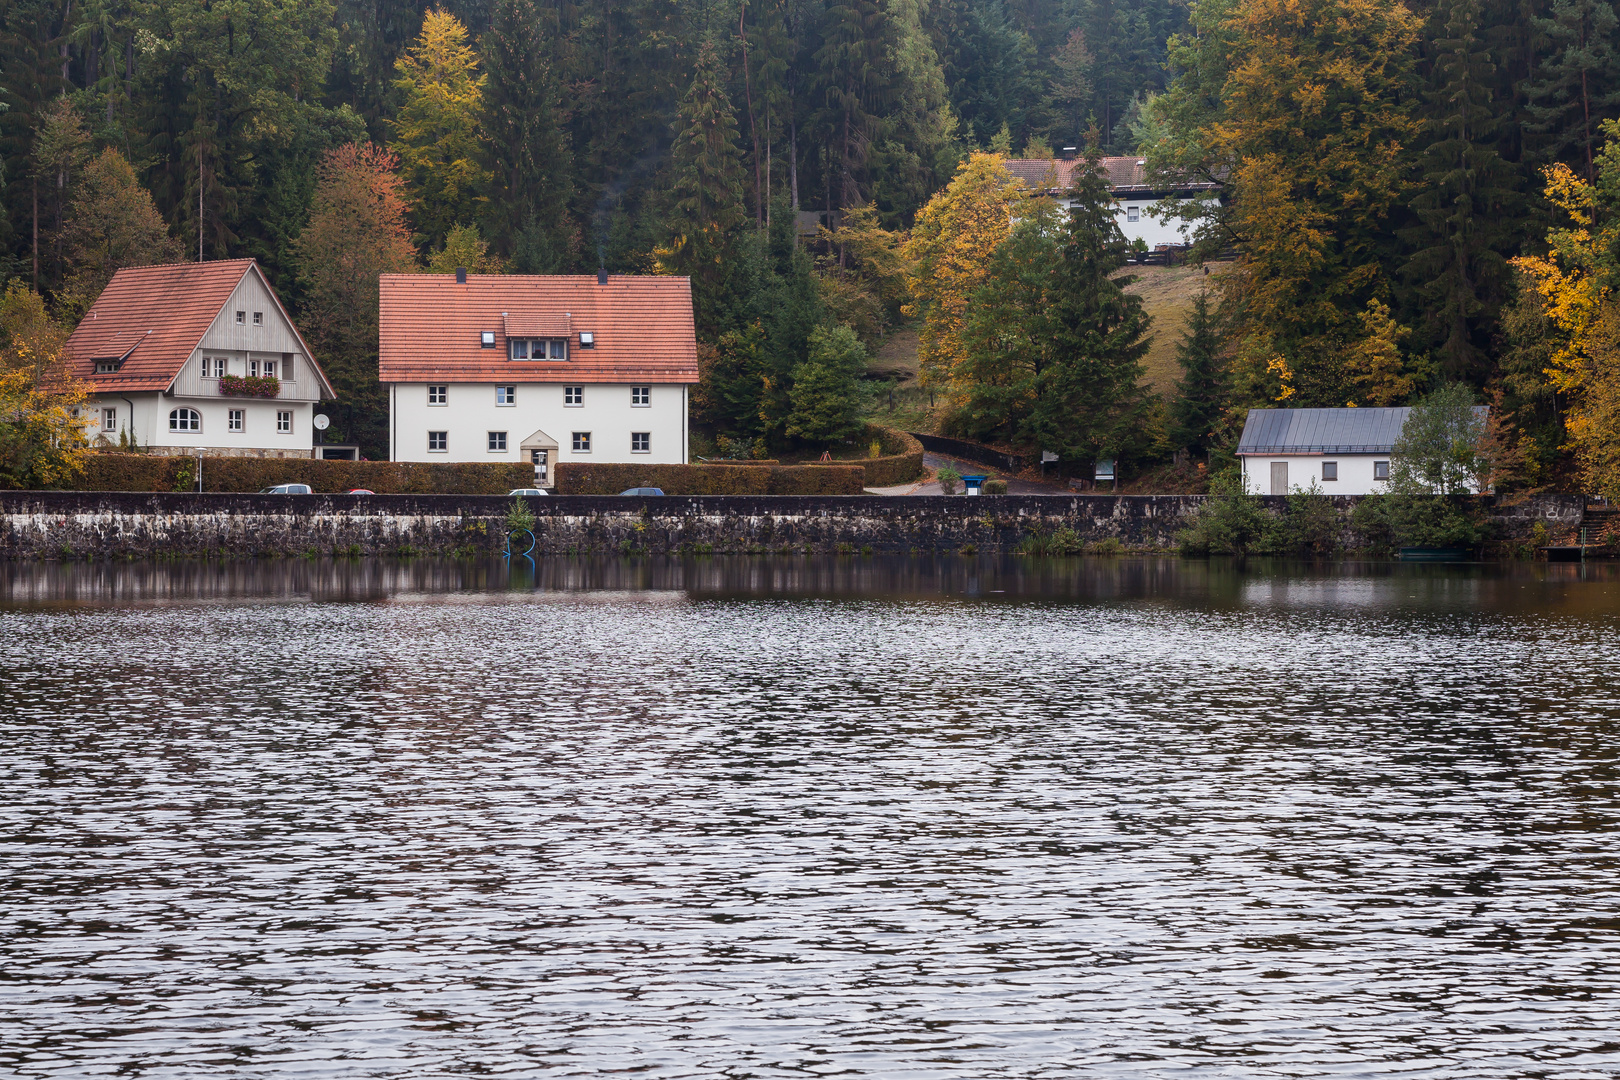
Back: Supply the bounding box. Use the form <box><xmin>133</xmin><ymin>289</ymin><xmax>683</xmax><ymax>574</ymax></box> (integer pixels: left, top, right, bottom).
<box><xmin>814</xmin><ymin>0</ymin><xmax>897</xmax><ymax>210</ymax></box>
<box><xmin>1028</xmin><ymin>147</ymin><xmax>1152</xmax><ymax>460</ymax></box>
<box><xmin>1170</xmin><ymin>288</ymin><xmax>1225</xmax><ymax>454</ymax></box>
<box><xmin>656</xmin><ymin>41</ymin><xmax>747</xmax><ymax>336</ymax></box>
<box><xmin>481</xmin><ymin>0</ymin><xmax>575</xmax><ymax>271</ymax></box>
<box><xmin>1525</xmin><ymin>0</ymin><xmax>1620</xmax><ymax>183</ymax></box>
<box><xmin>1404</xmin><ymin>0</ymin><xmax>1519</xmax><ymax>381</ymax></box>
<box><xmin>786</xmin><ymin>323</ymin><xmax>868</xmax><ymax>444</ymax></box>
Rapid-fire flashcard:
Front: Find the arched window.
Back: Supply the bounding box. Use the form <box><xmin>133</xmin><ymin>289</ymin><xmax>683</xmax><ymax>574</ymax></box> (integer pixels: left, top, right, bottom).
<box><xmin>169</xmin><ymin>408</ymin><xmax>201</xmax><ymax>432</ymax></box>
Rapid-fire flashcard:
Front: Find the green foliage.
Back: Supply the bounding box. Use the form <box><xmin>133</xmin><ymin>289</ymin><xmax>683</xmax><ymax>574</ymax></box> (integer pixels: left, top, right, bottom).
<box><xmin>1351</xmin><ymin>493</ymin><xmax>1488</xmax><ymax>551</ymax></box>
<box><xmin>1285</xmin><ymin>480</ymin><xmax>1340</xmax><ymax>556</ymax></box>
<box><xmin>937</xmin><ymin>465</ymin><xmax>961</xmax><ymax>494</ymax></box>
<box><xmin>505</xmin><ymin>495</ymin><xmax>536</xmax><ymax>533</ymax></box>
<box><xmin>982</xmin><ymin>478</ymin><xmax>1008</xmax><ymax>494</ymax></box>
<box><xmin>1178</xmin><ymin>467</ymin><xmax>1271</xmax><ymax>557</ymax></box>
<box><xmin>786</xmin><ymin>324</ymin><xmax>868</xmax><ymax>445</ymax></box>
<box><xmin>72</xmin><ymin>454</ymin><xmax>531</xmax><ymax>493</ymax></box>
<box><xmin>555</xmin><ymin>462</ymin><xmax>866</xmax><ymax>495</ymax></box>
<box><xmin>1170</xmin><ymin>288</ymin><xmax>1226</xmax><ymax>455</ymax></box>
<box><xmin>1018</xmin><ymin>525</ymin><xmax>1083</xmax><ymax>555</ymax></box>
<box><xmin>1390</xmin><ymin>383</ymin><xmax>1491</xmax><ymax>494</ymax></box>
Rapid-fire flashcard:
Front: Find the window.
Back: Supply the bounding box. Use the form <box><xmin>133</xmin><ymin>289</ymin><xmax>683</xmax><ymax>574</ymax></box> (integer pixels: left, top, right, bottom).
<box><xmin>496</xmin><ymin>385</ymin><xmax>517</xmax><ymax>406</ymax></box>
<box><xmin>631</xmin><ymin>386</ymin><xmax>651</xmax><ymax>407</ymax></box>
<box><xmin>631</xmin><ymin>432</ymin><xmax>650</xmax><ymax>453</ymax></box>
<box><xmin>510</xmin><ymin>338</ymin><xmax>529</xmax><ymax>359</ymax></box>
<box><xmin>428</xmin><ymin>430</ymin><xmax>448</xmax><ymax>452</ymax></box>
<box><xmin>235</xmin><ymin>310</ymin><xmax>245</xmax><ymax>324</ymax></box>
<box><xmin>95</xmin><ymin>360</ymin><xmax>121</xmax><ymax>374</ymax></box>
<box><xmin>1374</xmin><ymin>460</ymin><xmax>1390</xmax><ymax>481</ymax></box>
<box><xmin>428</xmin><ymin>385</ymin><xmax>447</xmax><ymax>405</ymax></box>
<box><xmin>101</xmin><ymin>408</ymin><xmax>117</xmax><ymax>432</ymax></box>
<box><xmin>249</xmin><ymin>358</ymin><xmax>260</xmax><ymax>378</ymax></box>
<box><xmin>252</xmin><ymin>311</ymin><xmax>263</xmax><ymax>325</ymax></box>
<box><xmin>564</xmin><ymin>386</ymin><xmax>583</xmax><ymax>406</ymax></box>
<box><xmin>261</xmin><ymin>359</ymin><xmax>277</xmax><ymax>380</ymax></box>
<box><xmin>579</xmin><ymin>332</ymin><xmax>595</xmax><ymax>348</ymax></box>
<box><xmin>1126</xmin><ymin>206</ymin><xmax>1141</xmax><ymax>222</ymax></box>
<box><xmin>202</xmin><ymin>357</ymin><xmax>226</xmax><ymax>378</ymax></box>
<box><xmin>572</xmin><ymin>431</ymin><xmax>591</xmax><ymax>453</ymax></box>
<box><xmin>169</xmin><ymin>408</ymin><xmax>201</xmax><ymax>432</ymax></box>
<box><xmin>513</xmin><ymin>338</ymin><xmax>568</xmax><ymax>360</ymax></box>
<box><xmin>549</xmin><ymin>338</ymin><xmax>567</xmax><ymax>359</ymax></box>
<box><xmin>488</xmin><ymin>431</ymin><xmax>508</xmax><ymax>452</ymax></box>
<box><xmin>480</xmin><ymin>331</ymin><xmax>496</xmax><ymax>348</ymax></box>
<box><xmin>277</xmin><ymin>411</ymin><xmax>292</xmax><ymax>434</ymax></box>
<box><xmin>228</xmin><ymin>409</ymin><xmax>244</xmax><ymax>432</ymax></box>
<box><xmin>1322</xmin><ymin>461</ymin><xmax>1338</xmax><ymax>482</ymax></box>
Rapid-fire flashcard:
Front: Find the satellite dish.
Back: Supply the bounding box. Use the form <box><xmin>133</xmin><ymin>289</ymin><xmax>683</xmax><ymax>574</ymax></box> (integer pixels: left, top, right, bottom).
<box><xmin>313</xmin><ymin>413</ymin><xmax>330</xmax><ymax>431</ymax></box>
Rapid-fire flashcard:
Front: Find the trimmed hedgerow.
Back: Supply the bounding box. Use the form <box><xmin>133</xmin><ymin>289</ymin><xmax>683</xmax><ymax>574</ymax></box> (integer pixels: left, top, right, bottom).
<box><xmin>71</xmin><ymin>454</ymin><xmax>532</xmax><ymax>494</ymax></box>
<box><xmin>859</xmin><ymin>425</ymin><xmax>924</xmax><ymax>487</ymax></box>
<box><xmin>556</xmin><ymin>462</ymin><xmax>866</xmax><ymax>495</ymax></box>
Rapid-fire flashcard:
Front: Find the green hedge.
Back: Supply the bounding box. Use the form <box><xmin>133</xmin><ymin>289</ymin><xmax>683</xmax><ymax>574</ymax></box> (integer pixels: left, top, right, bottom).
<box><xmin>859</xmin><ymin>425</ymin><xmax>925</xmax><ymax>487</ymax></box>
<box><xmin>70</xmin><ymin>454</ymin><xmax>532</xmax><ymax>494</ymax></box>
<box><xmin>556</xmin><ymin>462</ymin><xmax>866</xmax><ymax>495</ymax></box>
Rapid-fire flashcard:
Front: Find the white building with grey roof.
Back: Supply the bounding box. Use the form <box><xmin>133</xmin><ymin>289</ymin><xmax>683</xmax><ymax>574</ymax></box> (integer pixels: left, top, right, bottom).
<box><xmin>1236</xmin><ymin>407</ymin><xmax>1488</xmax><ymax>496</ymax></box>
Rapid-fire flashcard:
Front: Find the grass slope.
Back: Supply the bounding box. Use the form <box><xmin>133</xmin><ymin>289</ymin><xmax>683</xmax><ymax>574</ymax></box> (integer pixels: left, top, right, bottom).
<box><xmin>1123</xmin><ymin>264</ymin><xmax>1221</xmax><ymax>397</ymax></box>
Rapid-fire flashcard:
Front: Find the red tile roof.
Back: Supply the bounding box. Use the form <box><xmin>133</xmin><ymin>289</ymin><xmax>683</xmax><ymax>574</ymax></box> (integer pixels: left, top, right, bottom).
<box><xmin>62</xmin><ymin>259</ymin><xmax>331</xmax><ymax>396</ymax></box>
<box><xmin>378</xmin><ymin>274</ymin><xmax>699</xmax><ymax>384</ymax></box>
<box><xmin>1004</xmin><ymin>156</ymin><xmax>1220</xmax><ymax>195</ymax></box>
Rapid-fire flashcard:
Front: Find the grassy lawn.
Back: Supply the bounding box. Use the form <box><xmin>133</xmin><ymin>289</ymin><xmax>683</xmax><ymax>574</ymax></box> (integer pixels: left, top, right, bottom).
<box><xmin>1123</xmin><ymin>263</ymin><xmax>1224</xmax><ymax>397</ymax></box>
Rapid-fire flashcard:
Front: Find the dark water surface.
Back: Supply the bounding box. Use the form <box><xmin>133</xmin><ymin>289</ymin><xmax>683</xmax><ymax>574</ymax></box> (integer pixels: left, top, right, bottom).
<box><xmin>3</xmin><ymin>556</ymin><xmax>1620</xmax><ymax>1078</ymax></box>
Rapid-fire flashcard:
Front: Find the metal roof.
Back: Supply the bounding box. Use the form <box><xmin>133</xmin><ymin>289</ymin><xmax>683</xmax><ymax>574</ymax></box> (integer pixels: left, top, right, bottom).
<box><xmin>1236</xmin><ymin>407</ymin><xmax>1488</xmax><ymax>454</ymax></box>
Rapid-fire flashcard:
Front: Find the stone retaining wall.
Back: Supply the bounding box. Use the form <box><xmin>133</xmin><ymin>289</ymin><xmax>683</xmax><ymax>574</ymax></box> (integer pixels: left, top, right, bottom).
<box><xmin>0</xmin><ymin>491</ymin><xmax>1588</xmax><ymax>560</ymax></box>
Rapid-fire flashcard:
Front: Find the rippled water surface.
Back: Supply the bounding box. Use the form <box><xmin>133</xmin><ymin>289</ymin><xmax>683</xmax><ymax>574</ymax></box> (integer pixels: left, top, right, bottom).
<box><xmin>3</xmin><ymin>557</ymin><xmax>1620</xmax><ymax>1079</ymax></box>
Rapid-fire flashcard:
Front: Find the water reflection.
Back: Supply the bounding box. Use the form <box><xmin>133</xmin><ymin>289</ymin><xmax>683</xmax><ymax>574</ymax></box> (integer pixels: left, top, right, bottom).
<box><xmin>2</xmin><ymin>557</ymin><xmax>1619</xmax><ymax>1077</ymax></box>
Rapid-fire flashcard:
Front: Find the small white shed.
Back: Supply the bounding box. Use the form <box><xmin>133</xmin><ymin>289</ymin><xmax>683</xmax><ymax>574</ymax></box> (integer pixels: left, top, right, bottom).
<box><xmin>1236</xmin><ymin>407</ymin><xmax>1486</xmax><ymax>496</ymax></box>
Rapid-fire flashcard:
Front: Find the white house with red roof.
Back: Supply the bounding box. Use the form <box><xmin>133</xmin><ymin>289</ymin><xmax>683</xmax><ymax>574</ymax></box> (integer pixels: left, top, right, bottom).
<box><xmin>380</xmin><ymin>270</ymin><xmax>700</xmax><ymax>483</ymax></box>
<box><xmin>63</xmin><ymin>259</ymin><xmax>335</xmax><ymax>458</ymax></box>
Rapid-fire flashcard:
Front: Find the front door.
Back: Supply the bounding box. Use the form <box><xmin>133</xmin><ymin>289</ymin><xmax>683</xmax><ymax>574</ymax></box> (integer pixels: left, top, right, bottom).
<box><xmin>1270</xmin><ymin>461</ymin><xmax>1288</xmax><ymax>495</ymax></box>
<box><xmin>531</xmin><ymin>449</ymin><xmax>549</xmax><ymax>486</ymax></box>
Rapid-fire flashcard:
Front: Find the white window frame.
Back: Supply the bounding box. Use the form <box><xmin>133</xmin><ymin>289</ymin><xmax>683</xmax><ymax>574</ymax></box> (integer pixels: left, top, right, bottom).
<box><xmin>488</xmin><ymin>431</ymin><xmax>508</xmax><ymax>453</ymax></box>
<box><xmin>428</xmin><ymin>385</ymin><xmax>448</xmax><ymax>406</ymax></box>
<box><xmin>262</xmin><ymin>359</ymin><xmax>277</xmax><ymax>380</ymax></box>
<box><xmin>276</xmin><ymin>410</ymin><xmax>292</xmax><ymax>434</ymax></box>
<box><xmin>496</xmin><ymin>385</ymin><xmax>517</xmax><ymax>406</ymax></box>
<box><xmin>228</xmin><ymin>409</ymin><xmax>245</xmax><ymax>433</ymax></box>
<box><xmin>564</xmin><ymin>385</ymin><xmax>583</xmax><ymax>407</ymax></box>
<box><xmin>169</xmin><ymin>408</ymin><xmax>201</xmax><ymax>433</ymax></box>
<box><xmin>510</xmin><ymin>338</ymin><xmax>530</xmax><ymax>359</ymax></box>
<box><xmin>253</xmin><ymin>311</ymin><xmax>263</xmax><ymax>325</ymax></box>
<box><xmin>631</xmin><ymin>432</ymin><xmax>651</xmax><ymax>454</ymax></box>
<box><xmin>572</xmin><ymin>431</ymin><xmax>591</xmax><ymax>453</ymax></box>
<box><xmin>549</xmin><ymin>338</ymin><xmax>568</xmax><ymax>360</ymax></box>
<box><xmin>428</xmin><ymin>431</ymin><xmax>448</xmax><ymax>453</ymax></box>
<box><xmin>631</xmin><ymin>386</ymin><xmax>651</xmax><ymax>407</ymax></box>
<box><xmin>1126</xmin><ymin>206</ymin><xmax>1141</xmax><ymax>222</ymax></box>
<box><xmin>235</xmin><ymin>310</ymin><xmax>245</xmax><ymax>324</ymax></box>
<box><xmin>101</xmin><ymin>407</ymin><xmax>117</xmax><ymax>432</ymax></box>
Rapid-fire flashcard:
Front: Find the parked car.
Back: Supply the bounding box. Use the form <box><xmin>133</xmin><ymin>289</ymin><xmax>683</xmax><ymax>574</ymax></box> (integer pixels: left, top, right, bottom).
<box><xmin>345</xmin><ymin>488</ymin><xmax>375</xmax><ymax>495</ymax></box>
<box><xmin>619</xmin><ymin>487</ymin><xmax>665</xmax><ymax>496</ymax></box>
<box><xmin>259</xmin><ymin>483</ymin><xmax>312</xmax><ymax>494</ymax></box>
<box><xmin>507</xmin><ymin>488</ymin><xmax>549</xmax><ymax>497</ymax></box>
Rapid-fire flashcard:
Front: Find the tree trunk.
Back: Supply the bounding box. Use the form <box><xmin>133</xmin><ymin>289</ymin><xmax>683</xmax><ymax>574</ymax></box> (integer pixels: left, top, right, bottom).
<box><xmin>790</xmin><ymin>116</ymin><xmax>799</xmax><ymax>211</ymax></box>
<box><xmin>740</xmin><ymin>4</ymin><xmax>763</xmax><ymax>226</ymax></box>
<box><xmin>32</xmin><ymin>177</ymin><xmax>39</xmax><ymax>290</ymax></box>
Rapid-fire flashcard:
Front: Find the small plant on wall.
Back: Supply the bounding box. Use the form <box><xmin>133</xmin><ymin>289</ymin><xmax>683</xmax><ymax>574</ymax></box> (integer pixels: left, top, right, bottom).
<box><xmin>217</xmin><ymin>375</ymin><xmax>280</xmax><ymax>398</ymax></box>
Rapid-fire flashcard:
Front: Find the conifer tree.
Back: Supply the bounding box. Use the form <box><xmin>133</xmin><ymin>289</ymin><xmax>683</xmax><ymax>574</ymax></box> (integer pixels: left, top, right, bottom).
<box><xmin>481</xmin><ymin>0</ymin><xmax>575</xmax><ymax>271</ymax></box>
<box><xmin>1170</xmin><ymin>288</ymin><xmax>1225</xmax><ymax>455</ymax></box>
<box><xmin>58</xmin><ymin>149</ymin><xmax>183</xmax><ymax>319</ymax></box>
<box><xmin>1525</xmin><ymin>0</ymin><xmax>1620</xmax><ymax>183</ymax></box>
<box><xmin>1404</xmin><ymin>0</ymin><xmax>1519</xmax><ymax>380</ymax></box>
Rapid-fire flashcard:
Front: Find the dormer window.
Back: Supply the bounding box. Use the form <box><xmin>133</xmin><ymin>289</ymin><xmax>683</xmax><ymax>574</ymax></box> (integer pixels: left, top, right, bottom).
<box><xmin>510</xmin><ymin>338</ymin><xmax>567</xmax><ymax>360</ymax></box>
<box><xmin>95</xmin><ymin>359</ymin><xmax>122</xmax><ymax>374</ymax></box>
<box><xmin>579</xmin><ymin>332</ymin><xmax>595</xmax><ymax>348</ymax></box>
<box><xmin>481</xmin><ymin>331</ymin><xmax>496</xmax><ymax>348</ymax></box>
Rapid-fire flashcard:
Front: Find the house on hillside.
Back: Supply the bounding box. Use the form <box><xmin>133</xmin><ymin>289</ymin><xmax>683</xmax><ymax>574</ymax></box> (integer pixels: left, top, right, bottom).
<box><xmin>1003</xmin><ymin>151</ymin><xmax>1219</xmax><ymax>251</ymax></box>
<box><xmin>380</xmin><ymin>270</ymin><xmax>699</xmax><ymax>483</ymax></box>
<box><xmin>1236</xmin><ymin>407</ymin><xmax>1489</xmax><ymax>496</ymax></box>
<box><xmin>63</xmin><ymin>260</ymin><xmax>335</xmax><ymax>459</ymax></box>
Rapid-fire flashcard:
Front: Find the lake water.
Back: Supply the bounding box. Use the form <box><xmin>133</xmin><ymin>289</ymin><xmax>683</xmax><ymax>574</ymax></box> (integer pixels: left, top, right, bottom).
<box><xmin>3</xmin><ymin>557</ymin><xmax>1619</xmax><ymax>1078</ymax></box>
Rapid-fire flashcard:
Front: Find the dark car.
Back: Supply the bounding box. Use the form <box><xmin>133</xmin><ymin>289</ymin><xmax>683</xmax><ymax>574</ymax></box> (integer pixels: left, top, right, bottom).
<box><xmin>619</xmin><ymin>487</ymin><xmax>665</xmax><ymax>497</ymax></box>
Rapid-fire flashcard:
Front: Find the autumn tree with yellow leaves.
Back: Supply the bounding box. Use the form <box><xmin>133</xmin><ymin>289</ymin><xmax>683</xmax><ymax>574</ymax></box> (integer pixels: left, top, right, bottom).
<box><xmin>0</xmin><ymin>283</ymin><xmax>91</xmax><ymax>489</ymax></box>
<box><xmin>903</xmin><ymin>153</ymin><xmax>1030</xmax><ymax>406</ymax></box>
<box><xmin>1513</xmin><ymin>123</ymin><xmax>1620</xmax><ymax>496</ymax></box>
<box><xmin>390</xmin><ymin>11</ymin><xmax>492</xmax><ymax>252</ymax></box>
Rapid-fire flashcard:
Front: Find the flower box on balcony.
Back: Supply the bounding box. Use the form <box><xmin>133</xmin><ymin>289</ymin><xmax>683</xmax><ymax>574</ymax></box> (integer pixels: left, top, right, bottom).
<box><xmin>218</xmin><ymin>375</ymin><xmax>280</xmax><ymax>399</ymax></box>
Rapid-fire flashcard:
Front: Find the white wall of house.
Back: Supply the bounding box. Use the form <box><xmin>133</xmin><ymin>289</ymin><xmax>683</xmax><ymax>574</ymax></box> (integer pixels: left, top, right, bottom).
<box><xmin>388</xmin><ymin>381</ymin><xmax>688</xmax><ymax>476</ymax></box>
<box><xmin>1058</xmin><ymin>196</ymin><xmax>1198</xmax><ymax>249</ymax></box>
<box><xmin>1241</xmin><ymin>454</ymin><xmax>1393</xmax><ymax>496</ymax></box>
<box><xmin>85</xmin><ymin>392</ymin><xmax>315</xmax><ymax>457</ymax></box>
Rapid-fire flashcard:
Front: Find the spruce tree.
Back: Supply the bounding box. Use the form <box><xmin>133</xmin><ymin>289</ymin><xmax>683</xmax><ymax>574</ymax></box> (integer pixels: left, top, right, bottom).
<box><xmin>1525</xmin><ymin>0</ymin><xmax>1620</xmax><ymax>182</ymax></box>
<box><xmin>482</xmin><ymin>0</ymin><xmax>576</xmax><ymax>271</ymax></box>
<box><xmin>1027</xmin><ymin>148</ymin><xmax>1152</xmax><ymax>461</ymax></box>
<box><xmin>1170</xmin><ymin>288</ymin><xmax>1225</xmax><ymax>455</ymax></box>
<box><xmin>1404</xmin><ymin>0</ymin><xmax>1519</xmax><ymax>381</ymax></box>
